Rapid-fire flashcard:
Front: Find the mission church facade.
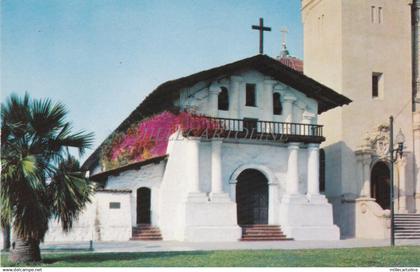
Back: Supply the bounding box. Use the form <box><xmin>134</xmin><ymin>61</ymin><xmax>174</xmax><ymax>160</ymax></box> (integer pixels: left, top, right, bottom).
<box><xmin>37</xmin><ymin>0</ymin><xmax>420</xmax><ymax>243</ymax></box>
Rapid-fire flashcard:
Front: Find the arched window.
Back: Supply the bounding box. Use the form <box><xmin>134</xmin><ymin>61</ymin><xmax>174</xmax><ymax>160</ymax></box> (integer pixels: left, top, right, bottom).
<box><xmin>319</xmin><ymin>149</ymin><xmax>325</xmax><ymax>192</ymax></box>
<box><xmin>218</xmin><ymin>87</ymin><xmax>229</xmax><ymax>111</ymax></box>
<box><xmin>273</xmin><ymin>93</ymin><xmax>282</xmax><ymax>115</ymax></box>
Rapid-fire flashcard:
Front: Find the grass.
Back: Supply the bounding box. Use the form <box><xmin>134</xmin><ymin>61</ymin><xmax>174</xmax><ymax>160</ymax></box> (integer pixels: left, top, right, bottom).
<box><xmin>1</xmin><ymin>246</ymin><xmax>420</xmax><ymax>267</ymax></box>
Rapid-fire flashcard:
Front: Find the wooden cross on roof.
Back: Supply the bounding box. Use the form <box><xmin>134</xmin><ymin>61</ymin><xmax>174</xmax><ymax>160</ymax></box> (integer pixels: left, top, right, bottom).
<box><xmin>252</xmin><ymin>18</ymin><xmax>271</xmax><ymax>54</ymax></box>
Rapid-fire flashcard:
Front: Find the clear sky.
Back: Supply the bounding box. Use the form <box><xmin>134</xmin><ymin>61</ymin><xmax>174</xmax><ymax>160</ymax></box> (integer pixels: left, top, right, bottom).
<box><xmin>1</xmin><ymin>0</ymin><xmax>303</xmax><ymax>161</ymax></box>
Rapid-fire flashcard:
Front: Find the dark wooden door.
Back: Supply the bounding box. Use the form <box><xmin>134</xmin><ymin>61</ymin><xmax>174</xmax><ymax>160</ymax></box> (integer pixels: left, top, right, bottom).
<box><xmin>236</xmin><ymin>169</ymin><xmax>268</xmax><ymax>225</ymax></box>
<box><xmin>137</xmin><ymin>187</ymin><xmax>151</xmax><ymax>224</ymax></box>
<box><xmin>371</xmin><ymin>161</ymin><xmax>390</xmax><ymax>210</ymax></box>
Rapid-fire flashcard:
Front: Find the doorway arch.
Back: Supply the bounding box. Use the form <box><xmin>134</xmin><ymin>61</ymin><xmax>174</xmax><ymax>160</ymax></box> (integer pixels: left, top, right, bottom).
<box><xmin>370</xmin><ymin>161</ymin><xmax>391</xmax><ymax>210</ymax></box>
<box><xmin>236</xmin><ymin>169</ymin><xmax>269</xmax><ymax>225</ymax></box>
<box><xmin>136</xmin><ymin>187</ymin><xmax>151</xmax><ymax>224</ymax></box>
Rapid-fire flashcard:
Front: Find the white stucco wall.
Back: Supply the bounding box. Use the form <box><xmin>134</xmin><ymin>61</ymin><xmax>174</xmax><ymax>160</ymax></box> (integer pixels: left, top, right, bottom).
<box><xmin>177</xmin><ymin>69</ymin><xmax>318</xmax><ymax>125</ymax></box>
<box><xmin>157</xmin><ymin>130</ymin><xmax>316</xmax><ymax>241</ymax></box>
<box><xmin>43</xmin><ymin>190</ymin><xmax>131</xmax><ymax>242</ymax></box>
<box><xmin>106</xmin><ymin>162</ymin><xmax>166</xmax><ymax>226</ymax></box>
<box><xmin>158</xmin><ymin>134</ymin><xmax>195</xmax><ymax>241</ymax></box>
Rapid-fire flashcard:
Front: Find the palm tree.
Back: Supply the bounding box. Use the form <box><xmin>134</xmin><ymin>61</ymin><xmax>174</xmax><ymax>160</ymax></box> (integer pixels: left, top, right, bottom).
<box><xmin>1</xmin><ymin>93</ymin><xmax>94</xmax><ymax>263</ymax></box>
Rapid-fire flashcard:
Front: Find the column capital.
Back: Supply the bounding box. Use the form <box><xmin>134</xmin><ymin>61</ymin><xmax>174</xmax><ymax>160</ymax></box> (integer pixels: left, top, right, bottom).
<box><xmin>263</xmin><ymin>79</ymin><xmax>277</xmax><ymax>85</ymax></box>
<box><xmin>307</xmin><ymin>143</ymin><xmax>320</xmax><ymax>149</ymax></box>
<box><xmin>288</xmin><ymin>142</ymin><xmax>300</xmax><ymax>149</ymax></box>
<box><xmin>295</xmin><ymin>100</ymin><xmax>306</xmax><ymax>110</ymax></box>
<box><xmin>283</xmin><ymin>95</ymin><xmax>297</xmax><ymax>102</ymax></box>
<box><xmin>230</xmin><ymin>75</ymin><xmax>243</xmax><ymax>82</ymax></box>
<box><xmin>209</xmin><ymin>84</ymin><xmax>221</xmax><ymax>95</ymax></box>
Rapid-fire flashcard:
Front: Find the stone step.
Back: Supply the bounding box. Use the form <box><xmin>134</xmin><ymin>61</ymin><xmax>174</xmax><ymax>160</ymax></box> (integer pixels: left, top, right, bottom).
<box><xmin>242</xmin><ymin>230</ymin><xmax>283</xmax><ymax>235</ymax></box>
<box><xmin>240</xmin><ymin>237</ymin><xmax>292</xmax><ymax>241</ymax></box>
<box><xmin>130</xmin><ymin>237</ymin><xmax>162</xmax><ymax>241</ymax></box>
<box><xmin>132</xmin><ymin>234</ymin><xmax>162</xmax><ymax>238</ymax></box>
<box><xmin>395</xmin><ymin>236</ymin><xmax>420</xmax><ymax>239</ymax></box>
<box><xmin>132</xmin><ymin>230</ymin><xmax>161</xmax><ymax>234</ymax></box>
<box><xmin>241</xmin><ymin>224</ymin><xmax>281</xmax><ymax>228</ymax></box>
<box><xmin>242</xmin><ymin>232</ymin><xmax>286</xmax><ymax>236</ymax></box>
<box><xmin>131</xmin><ymin>225</ymin><xmax>162</xmax><ymax>241</ymax></box>
<box><xmin>240</xmin><ymin>225</ymin><xmax>292</xmax><ymax>241</ymax></box>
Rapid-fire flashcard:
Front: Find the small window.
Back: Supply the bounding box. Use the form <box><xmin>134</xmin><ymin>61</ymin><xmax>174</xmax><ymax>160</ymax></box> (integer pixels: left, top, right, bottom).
<box><xmin>245</xmin><ymin>84</ymin><xmax>256</xmax><ymax>107</ymax></box>
<box><xmin>218</xmin><ymin>87</ymin><xmax>229</xmax><ymax>111</ymax></box>
<box><xmin>319</xmin><ymin>149</ymin><xmax>325</xmax><ymax>193</ymax></box>
<box><xmin>109</xmin><ymin>202</ymin><xmax>121</xmax><ymax>209</ymax></box>
<box><xmin>372</xmin><ymin>72</ymin><xmax>383</xmax><ymax>98</ymax></box>
<box><xmin>273</xmin><ymin>93</ymin><xmax>282</xmax><ymax>115</ymax></box>
<box><xmin>371</xmin><ymin>6</ymin><xmax>375</xmax><ymax>23</ymax></box>
<box><xmin>378</xmin><ymin>7</ymin><xmax>383</xmax><ymax>24</ymax></box>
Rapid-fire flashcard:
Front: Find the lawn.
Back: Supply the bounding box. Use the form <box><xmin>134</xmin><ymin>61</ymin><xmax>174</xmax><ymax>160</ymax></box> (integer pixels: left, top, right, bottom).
<box><xmin>1</xmin><ymin>246</ymin><xmax>420</xmax><ymax>267</ymax></box>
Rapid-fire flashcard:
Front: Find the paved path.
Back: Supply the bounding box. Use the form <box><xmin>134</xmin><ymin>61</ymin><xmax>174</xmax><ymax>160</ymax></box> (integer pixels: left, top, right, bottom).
<box><xmin>40</xmin><ymin>239</ymin><xmax>420</xmax><ymax>253</ymax></box>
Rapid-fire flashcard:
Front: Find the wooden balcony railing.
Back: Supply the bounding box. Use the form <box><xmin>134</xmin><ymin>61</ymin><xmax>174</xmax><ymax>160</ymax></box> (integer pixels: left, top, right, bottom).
<box><xmin>182</xmin><ymin>116</ymin><xmax>325</xmax><ymax>143</ymax></box>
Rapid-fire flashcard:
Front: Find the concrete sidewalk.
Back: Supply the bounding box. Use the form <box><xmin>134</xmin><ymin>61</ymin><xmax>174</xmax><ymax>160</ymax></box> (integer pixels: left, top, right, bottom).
<box><xmin>40</xmin><ymin>239</ymin><xmax>420</xmax><ymax>253</ymax></box>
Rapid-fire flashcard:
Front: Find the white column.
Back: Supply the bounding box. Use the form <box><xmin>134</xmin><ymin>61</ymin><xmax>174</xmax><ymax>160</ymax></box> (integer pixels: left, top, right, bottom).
<box><xmin>263</xmin><ymin>79</ymin><xmax>276</xmax><ymax>121</ymax></box>
<box><xmin>413</xmin><ymin>112</ymin><xmax>420</xmax><ymax>211</ymax></box>
<box><xmin>187</xmin><ymin>138</ymin><xmax>207</xmax><ymax>202</ymax></box>
<box><xmin>268</xmin><ymin>183</ymin><xmax>278</xmax><ymax>224</ymax></box>
<box><xmin>189</xmin><ymin>139</ymin><xmax>201</xmax><ymax>193</ymax></box>
<box><xmin>361</xmin><ymin>155</ymin><xmax>371</xmax><ymax>197</ymax></box>
<box><xmin>208</xmin><ymin>84</ymin><xmax>220</xmax><ymax>117</ymax></box>
<box><xmin>397</xmin><ymin>156</ymin><xmax>408</xmax><ymax>213</ymax></box>
<box><xmin>307</xmin><ymin>144</ymin><xmax>320</xmax><ymax>196</ymax></box>
<box><xmin>287</xmin><ymin>142</ymin><xmax>300</xmax><ymax>195</ymax></box>
<box><xmin>282</xmin><ymin>95</ymin><xmax>296</xmax><ymax>134</ymax></box>
<box><xmin>302</xmin><ymin>111</ymin><xmax>315</xmax><ymax>136</ymax></box>
<box><xmin>283</xmin><ymin>95</ymin><xmax>296</xmax><ymax>123</ymax></box>
<box><xmin>229</xmin><ymin>76</ymin><xmax>242</xmax><ymax>124</ymax></box>
<box><xmin>295</xmin><ymin>101</ymin><xmax>306</xmax><ymax>123</ymax></box>
<box><xmin>211</xmin><ymin>139</ymin><xmax>223</xmax><ymax>194</ymax></box>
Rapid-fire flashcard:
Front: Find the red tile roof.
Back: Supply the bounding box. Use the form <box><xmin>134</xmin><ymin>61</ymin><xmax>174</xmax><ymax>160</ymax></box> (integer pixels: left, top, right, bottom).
<box><xmin>279</xmin><ymin>56</ymin><xmax>303</xmax><ymax>73</ymax></box>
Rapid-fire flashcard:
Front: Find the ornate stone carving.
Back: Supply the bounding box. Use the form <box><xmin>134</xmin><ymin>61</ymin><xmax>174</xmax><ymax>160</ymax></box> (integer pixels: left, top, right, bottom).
<box><xmin>357</xmin><ymin>124</ymin><xmax>390</xmax><ymax>158</ymax></box>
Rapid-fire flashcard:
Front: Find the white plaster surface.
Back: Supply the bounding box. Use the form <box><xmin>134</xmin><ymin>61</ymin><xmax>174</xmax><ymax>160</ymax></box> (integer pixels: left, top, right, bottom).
<box><xmin>44</xmin><ymin>191</ymin><xmax>132</xmax><ymax>242</ymax></box>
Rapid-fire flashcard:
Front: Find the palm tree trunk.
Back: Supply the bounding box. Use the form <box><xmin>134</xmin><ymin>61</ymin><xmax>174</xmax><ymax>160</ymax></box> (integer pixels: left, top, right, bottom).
<box><xmin>2</xmin><ymin>224</ymin><xmax>11</xmax><ymax>251</ymax></box>
<box><xmin>9</xmin><ymin>235</ymin><xmax>41</xmax><ymax>263</ymax></box>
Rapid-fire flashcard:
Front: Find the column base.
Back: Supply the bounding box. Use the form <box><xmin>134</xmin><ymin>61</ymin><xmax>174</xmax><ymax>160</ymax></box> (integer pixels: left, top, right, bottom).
<box><xmin>307</xmin><ymin>194</ymin><xmax>328</xmax><ymax>204</ymax></box>
<box><xmin>183</xmin><ymin>195</ymin><xmax>241</xmax><ymax>242</ymax></box>
<box><xmin>210</xmin><ymin>192</ymin><xmax>232</xmax><ymax>202</ymax></box>
<box><xmin>281</xmin><ymin>194</ymin><xmax>308</xmax><ymax>204</ymax></box>
<box><xmin>279</xmin><ymin>194</ymin><xmax>339</xmax><ymax>240</ymax></box>
<box><xmin>186</xmin><ymin>192</ymin><xmax>209</xmax><ymax>203</ymax></box>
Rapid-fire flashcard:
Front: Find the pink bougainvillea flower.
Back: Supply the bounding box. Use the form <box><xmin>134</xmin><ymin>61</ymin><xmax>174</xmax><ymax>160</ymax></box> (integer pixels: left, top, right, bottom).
<box><xmin>103</xmin><ymin>111</ymin><xmax>224</xmax><ymax>169</ymax></box>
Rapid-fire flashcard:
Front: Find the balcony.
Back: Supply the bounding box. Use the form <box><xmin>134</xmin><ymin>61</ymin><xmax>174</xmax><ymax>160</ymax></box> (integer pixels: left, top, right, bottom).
<box><xmin>182</xmin><ymin>116</ymin><xmax>325</xmax><ymax>143</ymax></box>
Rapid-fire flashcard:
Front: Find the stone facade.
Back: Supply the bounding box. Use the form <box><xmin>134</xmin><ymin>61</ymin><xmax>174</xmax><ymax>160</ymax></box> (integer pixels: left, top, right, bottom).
<box><xmin>36</xmin><ymin>66</ymin><xmax>341</xmax><ymax>243</ymax></box>
<box><xmin>302</xmin><ymin>0</ymin><xmax>418</xmax><ymax>239</ymax></box>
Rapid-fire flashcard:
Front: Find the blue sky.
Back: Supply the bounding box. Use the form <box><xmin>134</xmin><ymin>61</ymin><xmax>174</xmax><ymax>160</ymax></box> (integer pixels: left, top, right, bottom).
<box><xmin>1</xmin><ymin>0</ymin><xmax>303</xmax><ymax>160</ymax></box>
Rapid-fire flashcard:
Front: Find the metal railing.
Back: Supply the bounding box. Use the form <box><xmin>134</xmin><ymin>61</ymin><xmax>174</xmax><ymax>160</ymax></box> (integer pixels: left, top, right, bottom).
<box><xmin>182</xmin><ymin>116</ymin><xmax>323</xmax><ymax>140</ymax></box>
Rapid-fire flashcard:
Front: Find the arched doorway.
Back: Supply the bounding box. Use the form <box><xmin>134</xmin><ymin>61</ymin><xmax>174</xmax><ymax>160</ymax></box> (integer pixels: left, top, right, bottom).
<box><xmin>137</xmin><ymin>187</ymin><xmax>151</xmax><ymax>224</ymax></box>
<box><xmin>236</xmin><ymin>169</ymin><xmax>268</xmax><ymax>225</ymax></box>
<box><xmin>371</xmin><ymin>161</ymin><xmax>391</xmax><ymax>210</ymax></box>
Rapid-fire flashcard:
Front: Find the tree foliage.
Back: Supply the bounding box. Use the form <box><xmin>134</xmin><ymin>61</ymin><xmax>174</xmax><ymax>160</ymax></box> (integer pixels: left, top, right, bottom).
<box><xmin>1</xmin><ymin>93</ymin><xmax>94</xmax><ymax>242</ymax></box>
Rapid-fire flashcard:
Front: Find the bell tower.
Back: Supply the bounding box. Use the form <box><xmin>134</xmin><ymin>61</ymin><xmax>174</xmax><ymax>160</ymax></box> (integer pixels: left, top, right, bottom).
<box><xmin>302</xmin><ymin>0</ymin><xmax>417</xmax><ymax>218</ymax></box>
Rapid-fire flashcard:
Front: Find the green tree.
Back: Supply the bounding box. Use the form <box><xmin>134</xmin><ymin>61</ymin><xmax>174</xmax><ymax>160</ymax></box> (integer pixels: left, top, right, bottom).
<box><xmin>1</xmin><ymin>93</ymin><xmax>94</xmax><ymax>263</ymax></box>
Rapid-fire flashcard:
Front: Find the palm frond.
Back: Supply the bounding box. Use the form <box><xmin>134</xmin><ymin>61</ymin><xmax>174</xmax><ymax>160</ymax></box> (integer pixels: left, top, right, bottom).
<box><xmin>48</xmin><ymin>156</ymin><xmax>93</xmax><ymax>231</ymax></box>
<box><xmin>1</xmin><ymin>93</ymin><xmax>94</xmax><ymax>241</ymax></box>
